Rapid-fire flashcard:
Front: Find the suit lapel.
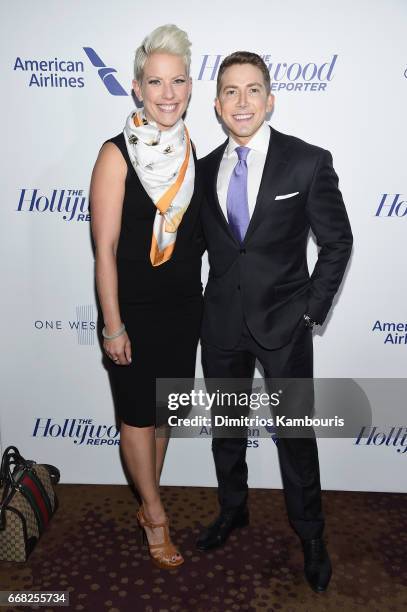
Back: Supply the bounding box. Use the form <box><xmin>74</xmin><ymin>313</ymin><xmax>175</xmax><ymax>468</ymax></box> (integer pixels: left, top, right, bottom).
<box><xmin>205</xmin><ymin>127</ymin><xmax>290</xmax><ymax>245</ymax></box>
<box><xmin>243</xmin><ymin>127</ymin><xmax>290</xmax><ymax>244</ymax></box>
<box><xmin>206</xmin><ymin>139</ymin><xmax>239</xmax><ymax>244</ymax></box>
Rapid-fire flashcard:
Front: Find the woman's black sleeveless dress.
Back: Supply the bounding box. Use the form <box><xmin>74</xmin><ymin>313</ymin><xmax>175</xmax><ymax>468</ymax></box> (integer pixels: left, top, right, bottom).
<box><xmin>105</xmin><ymin>133</ymin><xmax>204</xmax><ymax>427</ymax></box>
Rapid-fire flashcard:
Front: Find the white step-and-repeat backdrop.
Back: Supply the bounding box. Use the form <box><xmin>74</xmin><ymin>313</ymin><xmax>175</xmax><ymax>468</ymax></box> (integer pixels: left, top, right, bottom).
<box><xmin>1</xmin><ymin>0</ymin><xmax>406</xmax><ymax>492</ymax></box>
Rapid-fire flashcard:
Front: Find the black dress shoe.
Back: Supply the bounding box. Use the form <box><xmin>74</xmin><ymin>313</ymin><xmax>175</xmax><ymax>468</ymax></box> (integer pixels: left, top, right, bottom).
<box><xmin>196</xmin><ymin>508</ymin><xmax>249</xmax><ymax>551</ymax></box>
<box><xmin>301</xmin><ymin>538</ymin><xmax>332</xmax><ymax>592</ymax></box>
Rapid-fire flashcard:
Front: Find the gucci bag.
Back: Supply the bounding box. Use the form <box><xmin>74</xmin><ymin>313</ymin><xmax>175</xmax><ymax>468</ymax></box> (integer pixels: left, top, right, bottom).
<box><xmin>0</xmin><ymin>446</ymin><xmax>60</xmax><ymax>562</ymax></box>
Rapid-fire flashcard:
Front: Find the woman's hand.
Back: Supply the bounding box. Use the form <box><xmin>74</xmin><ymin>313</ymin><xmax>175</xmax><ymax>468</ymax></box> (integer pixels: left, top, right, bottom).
<box><xmin>103</xmin><ymin>332</ymin><xmax>132</xmax><ymax>365</ymax></box>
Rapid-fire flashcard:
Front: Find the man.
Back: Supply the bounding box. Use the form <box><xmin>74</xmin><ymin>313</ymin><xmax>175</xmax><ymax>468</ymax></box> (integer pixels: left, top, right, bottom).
<box><xmin>196</xmin><ymin>52</ymin><xmax>353</xmax><ymax>593</ymax></box>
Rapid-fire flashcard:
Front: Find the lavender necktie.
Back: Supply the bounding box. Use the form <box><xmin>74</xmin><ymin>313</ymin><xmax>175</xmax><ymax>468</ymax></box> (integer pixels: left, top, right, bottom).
<box><xmin>226</xmin><ymin>146</ymin><xmax>250</xmax><ymax>243</ymax></box>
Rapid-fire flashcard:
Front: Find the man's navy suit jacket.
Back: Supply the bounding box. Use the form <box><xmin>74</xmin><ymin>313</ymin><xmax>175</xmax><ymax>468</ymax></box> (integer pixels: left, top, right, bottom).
<box><xmin>199</xmin><ymin>126</ymin><xmax>353</xmax><ymax>350</ymax></box>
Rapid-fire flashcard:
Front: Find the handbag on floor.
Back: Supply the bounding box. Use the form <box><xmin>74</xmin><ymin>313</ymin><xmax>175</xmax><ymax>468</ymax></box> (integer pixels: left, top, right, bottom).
<box><xmin>0</xmin><ymin>445</ymin><xmax>60</xmax><ymax>562</ymax></box>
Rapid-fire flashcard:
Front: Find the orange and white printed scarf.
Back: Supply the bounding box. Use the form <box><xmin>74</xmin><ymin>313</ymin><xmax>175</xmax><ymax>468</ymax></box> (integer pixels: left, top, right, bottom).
<box><xmin>123</xmin><ymin>109</ymin><xmax>194</xmax><ymax>266</ymax></box>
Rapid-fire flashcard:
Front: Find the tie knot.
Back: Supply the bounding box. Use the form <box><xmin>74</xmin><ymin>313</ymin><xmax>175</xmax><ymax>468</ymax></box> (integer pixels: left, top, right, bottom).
<box><xmin>235</xmin><ymin>146</ymin><xmax>250</xmax><ymax>162</ymax></box>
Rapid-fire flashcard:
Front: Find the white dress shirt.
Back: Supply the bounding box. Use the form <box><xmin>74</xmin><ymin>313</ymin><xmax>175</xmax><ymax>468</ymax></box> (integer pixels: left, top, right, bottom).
<box><xmin>217</xmin><ymin>121</ymin><xmax>271</xmax><ymax>220</ymax></box>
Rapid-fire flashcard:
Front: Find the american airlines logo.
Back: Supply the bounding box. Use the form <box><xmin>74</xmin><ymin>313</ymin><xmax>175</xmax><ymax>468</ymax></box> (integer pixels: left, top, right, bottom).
<box><xmin>83</xmin><ymin>47</ymin><xmax>128</xmax><ymax>96</ymax></box>
<box><xmin>13</xmin><ymin>48</ymin><xmax>128</xmax><ymax>96</ymax></box>
<box><xmin>372</xmin><ymin>320</ymin><xmax>407</xmax><ymax>345</ymax></box>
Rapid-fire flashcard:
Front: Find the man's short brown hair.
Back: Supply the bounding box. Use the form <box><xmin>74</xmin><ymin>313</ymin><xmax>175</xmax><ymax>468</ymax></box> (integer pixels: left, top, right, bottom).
<box><xmin>216</xmin><ymin>51</ymin><xmax>271</xmax><ymax>96</ymax></box>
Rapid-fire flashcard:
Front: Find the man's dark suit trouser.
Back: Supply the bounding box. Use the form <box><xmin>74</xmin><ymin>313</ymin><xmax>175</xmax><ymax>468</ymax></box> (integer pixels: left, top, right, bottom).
<box><xmin>201</xmin><ymin>318</ymin><xmax>324</xmax><ymax>541</ymax></box>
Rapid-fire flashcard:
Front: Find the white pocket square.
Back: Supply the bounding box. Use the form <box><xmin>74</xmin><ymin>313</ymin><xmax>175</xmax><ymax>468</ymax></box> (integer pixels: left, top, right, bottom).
<box><xmin>275</xmin><ymin>192</ymin><xmax>299</xmax><ymax>200</ymax></box>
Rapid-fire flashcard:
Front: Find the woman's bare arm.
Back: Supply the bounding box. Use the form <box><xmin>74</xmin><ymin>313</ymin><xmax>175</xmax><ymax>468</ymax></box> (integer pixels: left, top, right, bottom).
<box><xmin>90</xmin><ymin>142</ymin><xmax>131</xmax><ymax>365</ymax></box>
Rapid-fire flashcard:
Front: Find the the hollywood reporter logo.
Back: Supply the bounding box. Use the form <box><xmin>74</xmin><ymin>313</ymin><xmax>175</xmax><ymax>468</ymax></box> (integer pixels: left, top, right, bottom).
<box><xmin>17</xmin><ymin>188</ymin><xmax>89</xmax><ymax>222</ymax></box>
<box><xmin>356</xmin><ymin>426</ymin><xmax>407</xmax><ymax>454</ymax></box>
<box><xmin>33</xmin><ymin>418</ymin><xmax>120</xmax><ymax>446</ymax></box>
<box><xmin>197</xmin><ymin>53</ymin><xmax>338</xmax><ymax>92</ymax></box>
<box><xmin>375</xmin><ymin>194</ymin><xmax>407</xmax><ymax>217</ymax></box>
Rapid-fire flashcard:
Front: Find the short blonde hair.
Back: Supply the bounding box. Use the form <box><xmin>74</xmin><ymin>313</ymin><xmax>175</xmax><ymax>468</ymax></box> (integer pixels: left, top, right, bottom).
<box><xmin>134</xmin><ymin>24</ymin><xmax>191</xmax><ymax>81</ymax></box>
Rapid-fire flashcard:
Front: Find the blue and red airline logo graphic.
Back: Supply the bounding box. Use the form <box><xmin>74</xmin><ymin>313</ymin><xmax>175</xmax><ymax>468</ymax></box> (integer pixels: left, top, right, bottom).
<box><xmin>83</xmin><ymin>47</ymin><xmax>128</xmax><ymax>96</ymax></box>
<box><xmin>264</xmin><ymin>424</ymin><xmax>279</xmax><ymax>445</ymax></box>
<box><xmin>13</xmin><ymin>48</ymin><xmax>128</xmax><ymax>95</ymax></box>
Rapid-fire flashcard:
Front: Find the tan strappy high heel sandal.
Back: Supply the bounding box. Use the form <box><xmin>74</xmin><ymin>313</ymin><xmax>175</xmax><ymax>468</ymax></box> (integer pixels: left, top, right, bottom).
<box><xmin>136</xmin><ymin>506</ymin><xmax>184</xmax><ymax>569</ymax></box>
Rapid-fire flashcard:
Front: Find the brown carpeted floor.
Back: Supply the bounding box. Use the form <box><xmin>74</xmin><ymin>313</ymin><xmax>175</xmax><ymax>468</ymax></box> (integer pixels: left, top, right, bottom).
<box><xmin>0</xmin><ymin>485</ymin><xmax>406</xmax><ymax>612</ymax></box>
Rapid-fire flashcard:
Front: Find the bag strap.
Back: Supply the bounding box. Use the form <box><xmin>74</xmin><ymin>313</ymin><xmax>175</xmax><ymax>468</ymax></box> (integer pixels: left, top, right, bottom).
<box><xmin>0</xmin><ymin>446</ymin><xmax>25</xmax><ymax>486</ymax></box>
<box><xmin>43</xmin><ymin>464</ymin><xmax>60</xmax><ymax>485</ymax></box>
<box><xmin>0</xmin><ymin>447</ymin><xmax>27</xmax><ymax>529</ymax></box>
<box><xmin>0</xmin><ymin>451</ymin><xmax>16</xmax><ymax>528</ymax></box>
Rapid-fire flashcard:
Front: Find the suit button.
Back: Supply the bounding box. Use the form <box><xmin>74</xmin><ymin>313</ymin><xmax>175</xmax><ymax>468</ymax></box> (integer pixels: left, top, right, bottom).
<box><xmin>240</xmin><ymin>248</ymin><xmax>246</xmax><ymax>254</ymax></box>
<box><xmin>237</xmin><ymin>285</ymin><xmax>241</xmax><ymax>290</ymax></box>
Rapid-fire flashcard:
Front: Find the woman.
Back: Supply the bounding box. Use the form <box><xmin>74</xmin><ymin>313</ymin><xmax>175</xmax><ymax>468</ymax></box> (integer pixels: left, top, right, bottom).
<box><xmin>90</xmin><ymin>24</ymin><xmax>203</xmax><ymax>569</ymax></box>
